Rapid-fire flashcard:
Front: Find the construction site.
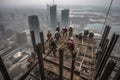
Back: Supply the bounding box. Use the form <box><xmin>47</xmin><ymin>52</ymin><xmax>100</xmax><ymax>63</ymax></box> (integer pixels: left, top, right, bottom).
<box><xmin>0</xmin><ymin>0</ymin><xmax>120</xmax><ymax>80</ymax></box>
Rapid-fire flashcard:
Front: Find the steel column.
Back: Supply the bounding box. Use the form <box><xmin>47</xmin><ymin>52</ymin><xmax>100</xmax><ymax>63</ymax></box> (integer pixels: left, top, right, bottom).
<box><xmin>70</xmin><ymin>52</ymin><xmax>77</xmax><ymax>80</ymax></box>
<box><xmin>36</xmin><ymin>43</ymin><xmax>45</xmax><ymax>80</ymax></box>
<box><xmin>30</xmin><ymin>31</ymin><xmax>37</xmax><ymax>53</ymax></box>
<box><xmin>113</xmin><ymin>67</ymin><xmax>120</xmax><ymax>80</ymax></box>
<box><xmin>99</xmin><ymin>25</ymin><xmax>111</xmax><ymax>49</ymax></box>
<box><xmin>100</xmin><ymin>60</ymin><xmax>116</xmax><ymax>80</ymax></box>
<box><xmin>95</xmin><ymin>33</ymin><xmax>119</xmax><ymax>79</ymax></box>
<box><xmin>59</xmin><ymin>49</ymin><xmax>64</xmax><ymax>80</ymax></box>
<box><xmin>101</xmin><ymin>26</ymin><xmax>111</xmax><ymax>50</ymax></box>
<box><xmin>40</xmin><ymin>32</ymin><xmax>45</xmax><ymax>54</ymax></box>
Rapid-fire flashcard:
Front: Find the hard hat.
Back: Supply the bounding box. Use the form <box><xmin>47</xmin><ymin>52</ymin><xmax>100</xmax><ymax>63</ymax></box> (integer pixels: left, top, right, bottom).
<box><xmin>85</xmin><ymin>27</ymin><xmax>88</xmax><ymax>30</ymax></box>
<box><xmin>56</xmin><ymin>25</ymin><xmax>59</xmax><ymax>27</ymax></box>
<box><xmin>70</xmin><ymin>37</ymin><xmax>73</xmax><ymax>40</ymax></box>
<box><xmin>48</xmin><ymin>30</ymin><xmax>50</xmax><ymax>32</ymax></box>
<box><xmin>90</xmin><ymin>30</ymin><xmax>93</xmax><ymax>32</ymax></box>
<box><xmin>56</xmin><ymin>31</ymin><xmax>58</xmax><ymax>33</ymax></box>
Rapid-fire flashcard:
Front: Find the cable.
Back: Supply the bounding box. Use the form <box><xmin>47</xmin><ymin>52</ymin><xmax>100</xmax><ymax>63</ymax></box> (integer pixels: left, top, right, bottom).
<box><xmin>101</xmin><ymin>0</ymin><xmax>114</xmax><ymax>34</ymax></box>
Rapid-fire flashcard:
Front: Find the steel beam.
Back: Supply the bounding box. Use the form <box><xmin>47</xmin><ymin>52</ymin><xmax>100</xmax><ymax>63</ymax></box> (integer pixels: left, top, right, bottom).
<box><xmin>59</xmin><ymin>49</ymin><xmax>64</xmax><ymax>80</ymax></box>
<box><xmin>40</xmin><ymin>32</ymin><xmax>45</xmax><ymax>54</ymax></box>
<box><xmin>95</xmin><ymin>33</ymin><xmax>119</xmax><ymax>79</ymax></box>
<box><xmin>36</xmin><ymin>43</ymin><xmax>45</xmax><ymax>80</ymax></box>
<box><xmin>100</xmin><ymin>60</ymin><xmax>116</xmax><ymax>80</ymax></box>
<box><xmin>101</xmin><ymin>26</ymin><xmax>111</xmax><ymax>50</ymax></box>
<box><xmin>99</xmin><ymin>25</ymin><xmax>108</xmax><ymax>47</ymax></box>
<box><xmin>19</xmin><ymin>47</ymin><xmax>54</xmax><ymax>80</ymax></box>
<box><xmin>70</xmin><ymin>52</ymin><xmax>77</xmax><ymax>80</ymax></box>
<box><xmin>96</xmin><ymin>39</ymin><xmax>109</xmax><ymax>68</ymax></box>
<box><xmin>114</xmin><ymin>67</ymin><xmax>120</xmax><ymax>80</ymax></box>
<box><xmin>30</xmin><ymin>31</ymin><xmax>37</xmax><ymax>53</ymax></box>
<box><xmin>99</xmin><ymin>25</ymin><xmax>111</xmax><ymax>49</ymax></box>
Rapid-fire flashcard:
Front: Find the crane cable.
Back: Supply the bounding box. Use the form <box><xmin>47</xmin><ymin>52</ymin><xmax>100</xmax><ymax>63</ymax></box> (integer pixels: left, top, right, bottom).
<box><xmin>101</xmin><ymin>0</ymin><xmax>114</xmax><ymax>34</ymax></box>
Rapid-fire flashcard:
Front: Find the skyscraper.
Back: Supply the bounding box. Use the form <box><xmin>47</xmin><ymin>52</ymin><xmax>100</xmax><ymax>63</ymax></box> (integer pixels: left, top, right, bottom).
<box><xmin>47</xmin><ymin>4</ymin><xmax>50</xmax><ymax>27</ymax></box>
<box><xmin>61</xmin><ymin>9</ymin><xmax>70</xmax><ymax>27</ymax></box>
<box><xmin>0</xmin><ymin>24</ymin><xmax>5</xmax><ymax>36</ymax></box>
<box><xmin>28</xmin><ymin>15</ymin><xmax>40</xmax><ymax>44</ymax></box>
<box><xmin>50</xmin><ymin>5</ymin><xmax>57</xmax><ymax>31</ymax></box>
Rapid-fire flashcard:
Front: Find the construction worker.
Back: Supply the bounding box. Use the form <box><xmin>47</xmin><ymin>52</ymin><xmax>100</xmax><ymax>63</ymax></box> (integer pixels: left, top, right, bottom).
<box><xmin>56</xmin><ymin>25</ymin><xmax>60</xmax><ymax>32</ymax></box>
<box><xmin>49</xmin><ymin>38</ymin><xmax>57</xmax><ymax>57</ymax></box>
<box><xmin>69</xmin><ymin>27</ymin><xmax>73</xmax><ymax>37</ymax></box>
<box><xmin>89</xmin><ymin>32</ymin><xmax>94</xmax><ymax>39</ymax></box>
<box><xmin>83</xmin><ymin>30</ymin><xmax>89</xmax><ymax>39</ymax></box>
<box><xmin>47</xmin><ymin>30</ymin><xmax>52</xmax><ymax>41</ymax></box>
<box><xmin>54</xmin><ymin>31</ymin><xmax>61</xmax><ymax>40</ymax></box>
<box><xmin>78</xmin><ymin>33</ymin><xmax>83</xmax><ymax>40</ymax></box>
<box><xmin>62</xmin><ymin>27</ymin><xmax>68</xmax><ymax>37</ymax></box>
<box><xmin>66</xmin><ymin>37</ymin><xmax>74</xmax><ymax>53</ymax></box>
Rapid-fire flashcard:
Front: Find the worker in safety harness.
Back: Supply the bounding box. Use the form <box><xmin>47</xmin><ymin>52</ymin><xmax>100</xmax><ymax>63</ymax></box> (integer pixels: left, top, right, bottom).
<box><xmin>54</xmin><ymin>31</ymin><xmax>61</xmax><ymax>40</ymax></box>
<box><xmin>47</xmin><ymin>30</ymin><xmax>52</xmax><ymax>41</ymax></box>
<box><xmin>49</xmin><ymin>38</ymin><xmax>57</xmax><ymax>57</ymax></box>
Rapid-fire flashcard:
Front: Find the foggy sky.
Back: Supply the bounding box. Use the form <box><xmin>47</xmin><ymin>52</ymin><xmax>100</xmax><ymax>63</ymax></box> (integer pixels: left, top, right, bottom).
<box><xmin>0</xmin><ymin>0</ymin><xmax>120</xmax><ymax>7</ymax></box>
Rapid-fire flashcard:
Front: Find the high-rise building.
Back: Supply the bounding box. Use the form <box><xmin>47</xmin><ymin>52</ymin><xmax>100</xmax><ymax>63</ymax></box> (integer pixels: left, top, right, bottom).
<box><xmin>28</xmin><ymin>15</ymin><xmax>40</xmax><ymax>44</ymax></box>
<box><xmin>61</xmin><ymin>9</ymin><xmax>70</xmax><ymax>27</ymax></box>
<box><xmin>0</xmin><ymin>24</ymin><xmax>5</xmax><ymax>36</ymax></box>
<box><xmin>47</xmin><ymin>4</ymin><xmax>50</xmax><ymax>27</ymax></box>
<box><xmin>50</xmin><ymin>5</ymin><xmax>57</xmax><ymax>30</ymax></box>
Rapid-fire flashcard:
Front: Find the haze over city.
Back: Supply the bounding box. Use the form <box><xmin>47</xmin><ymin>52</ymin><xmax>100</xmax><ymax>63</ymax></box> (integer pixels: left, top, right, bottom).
<box><xmin>0</xmin><ymin>0</ymin><xmax>120</xmax><ymax>8</ymax></box>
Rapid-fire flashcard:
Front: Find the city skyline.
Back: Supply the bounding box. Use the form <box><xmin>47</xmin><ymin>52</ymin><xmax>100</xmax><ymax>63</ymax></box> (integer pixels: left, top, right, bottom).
<box><xmin>0</xmin><ymin>0</ymin><xmax>120</xmax><ymax>8</ymax></box>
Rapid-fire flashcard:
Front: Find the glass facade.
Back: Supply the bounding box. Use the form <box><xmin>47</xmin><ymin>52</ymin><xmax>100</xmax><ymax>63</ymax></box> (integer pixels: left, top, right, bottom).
<box><xmin>50</xmin><ymin>5</ymin><xmax>57</xmax><ymax>31</ymax></box>
<box><xmin>61</xmin><ymin>9</ymin><xmax>69</xmax><ymax>27</ymax></box>
<box><xmin>28</xmin><ymin>15</ymin><xmax>41</xmax><ymax>44</ymax></box>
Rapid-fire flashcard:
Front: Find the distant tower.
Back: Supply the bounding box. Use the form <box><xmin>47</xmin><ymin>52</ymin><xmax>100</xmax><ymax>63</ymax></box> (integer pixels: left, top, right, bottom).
<box><xmin>61</xmin><ymin>9</ymin><xmax>70</xmax><ymax>27</ymax></box>
<box><xmin>28</xmin><ymin>15</ymin><xmax>41</xmax><ymax>44</ymax></box>
<box><xmin>0</xmin><ymin>24</ymin><xmax>5</xmax><ymax>36</ymax></box>
<box><xmin>50</xmin><ymin>5</ymin><xmax>57</xmax><ymax>30</ymax></box>
<box><xmin>47</xmin><ymin>4</ymin><xmax>50</xmax><ymax>27</ymax></box>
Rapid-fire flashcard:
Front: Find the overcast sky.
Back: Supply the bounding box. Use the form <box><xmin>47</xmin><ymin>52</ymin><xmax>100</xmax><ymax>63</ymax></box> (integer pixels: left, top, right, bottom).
<box><xmin>0</xmin><ymin>0</ymin><xmax>120</xmax><ymax>8</ymax></box>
